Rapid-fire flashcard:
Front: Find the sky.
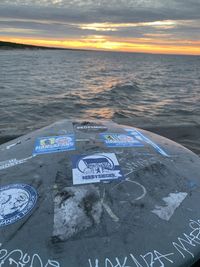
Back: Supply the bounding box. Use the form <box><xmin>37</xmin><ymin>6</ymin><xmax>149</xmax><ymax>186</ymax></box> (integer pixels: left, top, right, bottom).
<box><xmin>0</xmin><ymin>0</ymin><xmax>200</xmax><ymax>55</ymax></box>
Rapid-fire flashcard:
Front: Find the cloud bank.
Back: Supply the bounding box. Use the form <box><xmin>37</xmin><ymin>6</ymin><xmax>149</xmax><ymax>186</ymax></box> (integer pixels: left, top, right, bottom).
<box><xmin>0</xmin><ymin>0</ymin><xmax>199</xmax><ymax>54</ymax></box>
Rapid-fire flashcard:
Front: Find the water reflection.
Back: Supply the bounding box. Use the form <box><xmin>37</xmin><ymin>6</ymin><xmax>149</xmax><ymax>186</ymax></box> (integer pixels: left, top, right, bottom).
<box><xmin>1</xmin><ymin>50</ymin><xmax>200</xmax><ymax>137</ymax></box>
<box><xmin>84</xmin><ymin>107</ymin><xmax>115</xmax><ymax>119</ymax></box>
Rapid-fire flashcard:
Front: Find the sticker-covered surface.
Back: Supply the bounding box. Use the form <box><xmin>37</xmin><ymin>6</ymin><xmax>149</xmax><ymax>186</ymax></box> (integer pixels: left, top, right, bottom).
<box><xmin>0</xmin><ymin>184</ymin><xmax>37</xmax><ymax>227</ymax></box>
<box><xmin>100</xmin><ymin>133</ymin><xmax>143</xmax><ymax>147</ymax></box>
<box><xmin>1</xmin><ymin>119</ymin><xmax>200</xmax><ymax>267</ymax></box>
<box><xmin>33</xmin><ymin>135</ymin><xmax>75</xmax><ymax>155</ymax></box>
<box><xmin>125</xmin><ymin>128</ymin><xmax>169</xmax><ymax>156</ymax></box>
<box><xmin>72</xmin><ymin>153</ymin><xmax>123</xmax><ymax>185</ymax></box>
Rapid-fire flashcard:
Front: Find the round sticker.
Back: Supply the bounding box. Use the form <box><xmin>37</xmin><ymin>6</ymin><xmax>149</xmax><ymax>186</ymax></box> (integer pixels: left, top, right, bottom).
<box><xmin>0</xmin><ymin>184</ymin><xmax>37</xmax><ymax>227</ymax></box>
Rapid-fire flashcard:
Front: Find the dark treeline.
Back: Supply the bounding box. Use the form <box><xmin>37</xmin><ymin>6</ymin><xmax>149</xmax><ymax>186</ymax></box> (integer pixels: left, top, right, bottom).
<box><xmin>0</xmin><ymin>40</ymin><xmax>74</xmax><ymax>50</ymax></box>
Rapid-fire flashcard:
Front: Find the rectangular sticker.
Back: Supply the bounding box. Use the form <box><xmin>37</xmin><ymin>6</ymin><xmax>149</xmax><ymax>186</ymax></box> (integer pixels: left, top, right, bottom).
<box><xmin>75</xmin><ymin>124</ymin><xmax>107</xmax><ymax>131</ymax></box>
<box><xmin>72</xmin><ymin>153</ymin><xmax>123</xmax><ymax>185</ymax></box>
<box><xmin>100</xmin><ymin>133</ymin><xmax>143</xmax><ymax>148</ymax></box>
<box><xmin>124</xmin><ymin>128</ymin><xmax>169</xmax><ymax>156</ymax></box>
<box><xmin>33</xmin><ymin>135</ymin><xmax>75</xmax><ymax>155</ymax></box>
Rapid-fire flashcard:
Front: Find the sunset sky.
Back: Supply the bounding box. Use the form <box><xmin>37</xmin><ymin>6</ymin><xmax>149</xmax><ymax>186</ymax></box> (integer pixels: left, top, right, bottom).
<box><xmin>0</xmin><ymin>0</ymin><xmax>200</xmax><ymax>55</ymax></box>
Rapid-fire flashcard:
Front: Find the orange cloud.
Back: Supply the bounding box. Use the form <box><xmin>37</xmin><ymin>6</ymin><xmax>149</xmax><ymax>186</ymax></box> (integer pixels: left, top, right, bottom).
<box><xmin>1</xmin><ymin>35</ymin><xmax>200</xmax><ymax>55</ymax></box>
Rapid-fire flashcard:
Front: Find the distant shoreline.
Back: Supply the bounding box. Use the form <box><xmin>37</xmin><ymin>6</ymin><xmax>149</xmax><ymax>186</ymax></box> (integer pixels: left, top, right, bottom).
<box><xmin>0</xmin><ymin>40</ymin><xmax>86</xmax><ymax>52</ymax></box>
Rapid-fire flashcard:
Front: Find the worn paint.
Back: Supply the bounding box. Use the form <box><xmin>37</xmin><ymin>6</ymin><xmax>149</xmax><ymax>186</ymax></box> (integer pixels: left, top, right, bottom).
<box><xmin>152</xmin><ymin>192</ymin><xmax>188</xmax><ymax>221</ymax></box>
<box><xmin>53</xmin><ymin>185</ymin><xmax>102</xmax><ymax>241</ymax></box>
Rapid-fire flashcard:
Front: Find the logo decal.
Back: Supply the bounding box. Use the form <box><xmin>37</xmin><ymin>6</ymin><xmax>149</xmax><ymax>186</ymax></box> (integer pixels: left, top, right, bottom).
<box><xmin>0</xmin><ymin>184</ymin><xmax>37</xmax><ymax>227</ymax></box>
<box><xmin>100</xmin><ymin>133</ymin><xmax>143</xmax><ymax>147</ymax></box>
<box><xmin>33</xmin><ymin>135</ymin><xmax>75</xmax><ymax>155</ymax></box>
<box><xmin>72</xmin><ymin>153</ymin><xmax>123</xmax><ymax>185</ymax></box>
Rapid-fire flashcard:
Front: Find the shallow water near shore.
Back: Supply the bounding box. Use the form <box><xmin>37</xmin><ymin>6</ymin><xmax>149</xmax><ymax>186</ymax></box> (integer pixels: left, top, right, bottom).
<box><xmin>0</xmin><ymin>49</ymin><xmax>200</xmax><ymax>154</ymax></box>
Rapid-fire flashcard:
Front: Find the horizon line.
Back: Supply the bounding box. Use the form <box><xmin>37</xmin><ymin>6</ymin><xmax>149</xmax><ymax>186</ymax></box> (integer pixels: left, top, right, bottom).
<box><xmin>0</xmin><ymin>39</ymin><xmax>200</xmax><ymax>57</ymax></box>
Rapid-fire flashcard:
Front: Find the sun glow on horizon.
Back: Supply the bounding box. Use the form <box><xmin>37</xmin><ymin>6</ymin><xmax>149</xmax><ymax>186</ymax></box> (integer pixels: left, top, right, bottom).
<box><xmin>0</xmin><ymin>0</ymin><xmax>199</xmax><ymax>57</ymax></box>
<box><xmin>1</xmin><ymin>33</ymin><xmax>200</xmax><ymax>56</ymax></box>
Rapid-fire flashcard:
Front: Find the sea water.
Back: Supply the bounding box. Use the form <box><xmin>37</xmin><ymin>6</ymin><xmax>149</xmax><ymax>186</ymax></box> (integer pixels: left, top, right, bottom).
<box><xmin>0</xmin><ymin>49</ymin><xmax>199</xmax><ymax>138</ymax></box>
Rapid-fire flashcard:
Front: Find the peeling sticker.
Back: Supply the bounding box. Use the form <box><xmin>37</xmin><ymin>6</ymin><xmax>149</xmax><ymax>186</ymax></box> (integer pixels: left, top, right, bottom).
<box><xmin>72</xmin><ymin>153</ymin><xmax>123</xmax><ymax>185</ymax></box>
<box><xmin>33</xmin><ymin>135</ymin><xmax>75</xmax><ymax>155</ymax></box>
<box><xmin>53</xmin><ymin>186</ymin><xmax>102</xmax><ymax>241</ymax></box>
<box><xmin>152</xmin><ymin>192</ymin><xmax>188</xmax><ymax>221</ymax></box>
<box><xmin>0</xmin><ymin>156</ymin><xmax>35</xmax><ymax>171</ymax></box>
<box><xmin>124</xmin><ymin>128</ymin><xmax>169</xmax><ymax>156</ymax></box>
<box><xmin>100</xmin><ymin>133</ymin><xmax>143</xmax><ymax>148</ymax></box>
<box><xmin>0</xmin><ymin>184</ymin><xmax>37</xmax><ymax>227</ymax></box>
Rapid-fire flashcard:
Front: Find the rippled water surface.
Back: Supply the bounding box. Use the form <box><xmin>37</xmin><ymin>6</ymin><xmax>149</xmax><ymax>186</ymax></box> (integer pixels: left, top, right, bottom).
<box><xmin>0</xmin><ymin>49</ymin><xmax>200</xmax><ymax>137</ymax></box>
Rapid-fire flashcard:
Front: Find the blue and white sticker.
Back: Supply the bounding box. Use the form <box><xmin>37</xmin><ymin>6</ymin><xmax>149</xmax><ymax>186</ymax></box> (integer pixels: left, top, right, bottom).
<box><xmin>100</xmin><ymin>133</ymin><xmax>143</xmax><ymax>148</ymax></box>
<box><xmin>72</xmin><ymin>153</ymin><xmax>123</xmax><ymax>185</ymax></box>
<box><xmin>0</xmin><ymin>184</ymin><xmax>37</xmax><ymax>227</ymax></box>
<box><xmin>124</xmin><ymin>128</ymin><xmax>169</xmax><ymax>156</ymax></box>
<box><xmin>33</xmin><ymin>135</ymin><xmax>75</xmax><ymax>155</ymax></box>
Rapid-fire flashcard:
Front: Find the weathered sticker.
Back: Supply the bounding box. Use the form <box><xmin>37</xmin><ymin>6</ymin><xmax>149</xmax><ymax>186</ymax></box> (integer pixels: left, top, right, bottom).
<box><xmin>100</xmin><ymin>133</ymin><xmax>143</xmax><ymax>147</ymax></box>
<box><xmin>0</xmin><ymin>184</ymin><xmax>37</xmax><ymax>227</ymax></box>
<box><xmin>124</xmin><ymin>128</ymin><xmax>169</xmax><ymax>156</ymax></box>
<box><xmin>74</xmin><ymin>122</ymin><xmax>107</xmax><ymax>132</ymax></box>
<box><xmin>72</xmin><ymin>153</ymin><xmax>123</xmax><ymax>185</ymax></box>
<box><xmin>33</xmin><ymin>135</ymin><xmax>75</xmax><ymax>155</ymax></box>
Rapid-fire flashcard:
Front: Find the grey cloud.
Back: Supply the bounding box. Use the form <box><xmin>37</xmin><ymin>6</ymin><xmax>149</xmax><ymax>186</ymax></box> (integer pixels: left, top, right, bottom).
<box><xmin>0</xmin><ymin>5</ymin><xmax>93</xmax><ymax>23</ymax></box>
<box><xmin>0</xmin><ymin>19</ymin><xmax>91</xmax><ymax>38</ymax></box>
<box><xmin>0</xmin><ymin>0</ymin><xmax>200</xmax><ymax>24</ymax></box>
<box><xmin>0</xmin><ymin>0</ymin><xmax>199</xmax><ymax>43</ymax></box>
